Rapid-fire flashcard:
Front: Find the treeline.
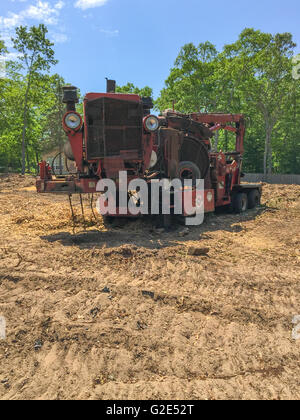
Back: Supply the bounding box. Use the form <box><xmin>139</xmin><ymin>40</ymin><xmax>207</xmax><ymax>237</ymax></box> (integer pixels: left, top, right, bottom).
<box><xmin>0</xmin><ymin>26</ymin><xmax>299</xmax><ymax>175</ymax></box>
<box><xmin>0</xmin><ymin>25</ymin><xmax>65</xmax><ymax>174</ymax></box>
<box><xmin>156</xmin><ymin>29</ymin><xmax>300</xmax><ymax>175</ymax></box>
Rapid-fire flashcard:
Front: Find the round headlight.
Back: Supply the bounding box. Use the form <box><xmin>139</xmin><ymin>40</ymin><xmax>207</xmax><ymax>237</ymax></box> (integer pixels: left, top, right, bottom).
<box><xmin>64</xmin><ymin>112</ymin><xmax>82</xmax><ymax>130</ymax></box>
<box><xmin>149</xmin><ymin>150</ymin><xmax>158</xmax><ymax>169</ymax></box>
<box><xmin>144</xmin><ymin>115</ymin><xmax>159</xmax><ymax>132</ymax></box>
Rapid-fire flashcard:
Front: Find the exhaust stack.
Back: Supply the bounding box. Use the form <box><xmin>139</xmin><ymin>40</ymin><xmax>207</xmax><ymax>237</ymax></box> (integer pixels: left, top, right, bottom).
<box><xmin>106</xmin><ymin>79</ymin><xmax>116</xmax><ymax>93</ymax></box>
<box><xmin>62</xmin><ymin>86</ymin><xmax>79</xmax><ymax>111</ymax></box>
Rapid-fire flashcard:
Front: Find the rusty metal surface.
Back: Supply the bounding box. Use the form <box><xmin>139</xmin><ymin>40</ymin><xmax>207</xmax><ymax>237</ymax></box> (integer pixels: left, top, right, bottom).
<box><xmin>36</xmin><ymin>177</ymin><xmax>96</xmax><ymax>194</ymax></box>
<box><xmin>158</xmin><ymin>128</ymin><xmax>183</xmax><ymax>178</ymax></box>
<box><xmin>37</xmin><ymin>85</ymin><xmax>258</xmax><ymax>218</ymax></box>
<box><xmin>85</xmin><ymin>97</ymin><xmax>144</xmax><ymax>160</ymax></box>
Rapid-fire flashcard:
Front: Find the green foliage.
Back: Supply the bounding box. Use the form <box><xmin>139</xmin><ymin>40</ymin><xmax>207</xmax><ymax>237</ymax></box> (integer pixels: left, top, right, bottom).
<box><xmin>0</xmin><ymin>67</ymin><xmax>66</xmax><ymax>172</ymax></box>
<box><xmin>11</xmin><ymin>24</ymin><xmax>58</xmax><ymax>174</ymax></box>
<box><xmin>0</xmin><ymin>26</ymin><xmax>65</xmax><ymax>173</ymax></box>
<box><xmin>12</xmin><ymin>24</ymin><xmax>57</xmax><ymax>74</ymax></box>
<box><xmin>156</xmin><ymin>42</ymin><xmax>220</xmax><ymax>113</ymax></box>
<box><xmin>0</xmin><ymin>40</ymin><xmax>7</xmax><ymax>56</ymax></box>
<box><xmin>1</xmin><ymin>26</ymin><xmax>299</xmax><ymax>176</ymax></box>
<box><xmin>156</xmin><ymin>29</ymin><xmax>300</xmax><ymax>174</ymax></box>
<box><xmin>116</xmin><ymin>82</ymin><xmax>153</xmax><ymax>98</ymax></box>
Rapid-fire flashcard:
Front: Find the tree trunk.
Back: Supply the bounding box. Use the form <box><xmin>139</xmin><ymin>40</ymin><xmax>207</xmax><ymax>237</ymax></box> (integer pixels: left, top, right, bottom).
<box><xmin>264</xmin><ymin>123</ymin><xmax>273</xmax><ymax>176</ymax></box>
<box><xmin>35</xmin><ymin>152</ymin><xmax>40</xmax><ymax>174</ymax></box>
<box><xmin>264</xmin><ymin>129</ymin><xmax>268</xmax><ymax>176</ymax></box>
<box><xmin>267</xmin><ymin>135</ymin><xmax>272</xmax><ymax>175</ymax></box>
<box><xmin>26</xmin><ymin>145</ymin><xmax>30</xmax><ymax>173</ymax></box>
<box><xmin>21</xmin><ymin>77</ymin><xmax>31</xmax><ymax>175</ymax></box>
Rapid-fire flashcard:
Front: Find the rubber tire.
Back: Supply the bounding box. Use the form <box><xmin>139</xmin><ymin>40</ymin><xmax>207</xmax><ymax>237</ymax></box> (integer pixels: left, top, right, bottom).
<box><xmin>163</xmin><ymin>214</ymin><xmax>172</xmax><ymax>229</ymax></box>
<box><xmin>180</xmin><ymin>137</ymin><xmax>210</xmax><ymax>179</ymax></box>
<box><xmin>102</xmin><ymin>216</ymin><xmax>114</xmax><ymax>225</ymax></box>
<box><xmin>155</xmin><ymin>214</ymin><xmax>172</xmax><ymax>229</ymax></box>
<box><xmin>248</xmin><ymin>189</ymin><xmax>261</xmax><ymax>209</ymax></box>
<box><xmin>233</xmin><ymin>193</ymin><xmax>248</xmax><ymax>213</ymax></box>
<box><xmin>102</xmin><ymin>216</ymin><xmax>128</xmax><ymax>228</ymax></box>
<box><xmin>178</xmin><ymin>161</ymin><xmax>201</xmax><ymax>185</ymax></box>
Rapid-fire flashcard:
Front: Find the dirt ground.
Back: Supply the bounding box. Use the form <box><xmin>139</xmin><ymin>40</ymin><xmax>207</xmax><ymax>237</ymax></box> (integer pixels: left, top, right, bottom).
<box><xmin>0</xmin><ymin>174</ymin><xmax>299</xmax><ymax>400</ymax></box>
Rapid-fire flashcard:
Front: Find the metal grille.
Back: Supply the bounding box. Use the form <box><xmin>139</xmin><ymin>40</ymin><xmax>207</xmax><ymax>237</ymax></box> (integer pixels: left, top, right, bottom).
<box><xmin>85</xmin><ymin>97</ymin><xmax>143</xmax><ymax>159</ymax></box>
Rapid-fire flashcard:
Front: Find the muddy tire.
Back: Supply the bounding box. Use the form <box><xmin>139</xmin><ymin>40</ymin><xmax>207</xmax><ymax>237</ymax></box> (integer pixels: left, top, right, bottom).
<box><xmin>155</xmin><ymin>214</ymin><xmax>173</xmax><ymax>229</ymax></box>
<box><xmin>178</xmin><ymin>161</ymin><xmax>201</xmax><ymax>185</ymax></box>
<box><xmin>180</xmin><ymin>137</ymin><xmax>210</xmax><ymax>179</ymax></box>
<box><xmin>248</xmin><ymin>189</ymin><xmax>261</xmax><ymax>209</ymax></box>
<box><xmin>233</xmin><ymin>193</ymin><xmax>248</xmax><ymax>213</ymax></box>
<box><xmin>102</xmin><ymin>216</ymin><xmax>114</xmax><ymax>226</ymax></box>
<box><xmin>163</xmin><ymin>214</ymin><xmax>172</xmax><ymax>229</ymax></box>
<box><xmin>102</xmin><ymin>216</ymin><xmax>128</xmax><ymax>228</ymax></box>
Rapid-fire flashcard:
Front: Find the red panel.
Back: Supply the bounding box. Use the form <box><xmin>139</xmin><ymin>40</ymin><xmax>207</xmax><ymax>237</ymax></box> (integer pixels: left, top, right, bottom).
<box><xmin>67</xmin><ymin>131</ymin><xmax>84</xmax><ymax>172</ymax></box>
<box><xmin>203</xmin><ymin>189</ymin><xmax>215</xmax><ymax>213</ymax></box>
<box><xmin>84</xmin><ymin>93</ymin><xmax>140</xmax><ymax>102</ymax></box>
<box><xmin>191</xmin><ymin>113</ymin><xmax>244</xmax><ymax>124</ymax></box>
<box><xmin>181</xmin><ymin>188</ymin><xmax>215</xmax><ymax>216</ymax></box>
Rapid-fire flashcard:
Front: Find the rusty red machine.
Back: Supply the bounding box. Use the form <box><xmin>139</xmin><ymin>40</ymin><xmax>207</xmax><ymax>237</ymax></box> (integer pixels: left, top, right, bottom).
<box><xmin>36</xmin><ymin>81</ymin><xmax>262</xmax><ymax>224</ymax></box>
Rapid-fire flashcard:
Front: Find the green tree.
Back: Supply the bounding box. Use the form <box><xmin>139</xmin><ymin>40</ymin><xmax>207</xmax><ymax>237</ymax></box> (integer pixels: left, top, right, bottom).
<box><xmin>116</xmin><ymin>82</ymin><xmax>153</xmax><ymax>98</ymax></box>
<box><xmin>155</xmin><ymin>42</ymin><xmax>235</xmax><ymax>150</ymax></box>
<box><xmin>0</xmin><ymin>40</ymin><xmax>5</xmax><ymax>53</ymax></box>
<box><xmin>39</xmin><ymin>75</ymin><xmax>66</xmax><ymax>173</ymax></box>
<box><xmin>0</xmin><ymin>39</ymin><xmax>8</xmax><ymax>131</ymax></box>
<box><xmin>271</xmin><ymin>80</ymin><xmax>300</xmax><ymax>173</ymax></box>
<box><xmin>0</xmin><ymin>57</ymin><xmax>25</xmax><ymax>171</ymax></box>
<box><xmin>222</xmin><ymin>28</ymin><xmax>297</xmax><ymax>174</ymax></box>
<box><xmin>12</xmin><ymin>24</ymin><xmax>57</xmax><ymax>174</ymax></box>
<box><xmin>157</xmin><ymin>29</ymin><xmax>299</xmax><ymax>174</ymax></box>
<box><xmin>156</xmin><ymin>42</ymin><xmax>219</xmax><ymax>113</ymax></box>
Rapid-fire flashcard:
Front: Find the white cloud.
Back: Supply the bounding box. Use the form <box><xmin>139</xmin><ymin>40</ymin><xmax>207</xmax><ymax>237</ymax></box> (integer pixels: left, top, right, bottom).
<box><xmin>75</xmin><ymin>0</ymin><xmax>108</xmax><ymax>10</ymax></box>
<box><xmin>54</xmin><ymin>1</ymin><xmax>65</xmax><ymax>10</ymax></box>
<box><xmin>99</xmin><ymin>28</ymin><xmax>119</xmax><ymax>37</ymax></box>
<box><xmin>0</xmin><ymin>31</ymin><xmax>15</xmax><ymax>48</ymax></box>
<box><xmin>24</xmin><ymin>1</ymin><xmax>61</xmax><ymax>25</ymax></box>
<box><xmin>51</xmin><ymin>32</ymin><xmax>68</xmax><ymax>43</ymax></box>
<box><xmin>0</xmin><ymin>14</ymin><xmax>22</xmax><ymax>30</ymax></box>
<box><xmin>0</xmin><ymin>1</ymin><xmax>66</xmax><ymax>30</ymax></box>
<box><xmin>2</xmin><ymin>52</ymin><xmax>23</xmax><ymax>60</ymax></box>
<box><xmin>0</xmin><ymin>1</ymin><xmax>68</xmax><ymax>52</ymax></box>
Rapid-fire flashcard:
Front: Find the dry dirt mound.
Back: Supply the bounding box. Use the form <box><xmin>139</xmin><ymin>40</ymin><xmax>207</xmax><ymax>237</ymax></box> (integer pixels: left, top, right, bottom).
<box><xmin>0</xmin><ymin>174</ymin><xmax>36</xmax><ymax>192</ymax></box>
<box><xmin>0</xmin><ymin>175</ymin><xmax>299</xmax><ymax>400</ymax></box>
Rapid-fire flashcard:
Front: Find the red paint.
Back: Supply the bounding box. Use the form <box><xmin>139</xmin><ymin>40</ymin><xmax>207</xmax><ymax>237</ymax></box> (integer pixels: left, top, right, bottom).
<box><xmin>37</xmin><ymin>91</ymin><xmax>259</xmax><ymax>219</ymax></box>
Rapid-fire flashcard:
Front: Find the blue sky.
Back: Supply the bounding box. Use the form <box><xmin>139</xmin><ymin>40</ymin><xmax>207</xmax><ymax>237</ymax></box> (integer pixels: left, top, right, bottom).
<box><xmin>1</xmin><ymin>0</ymin><xmax>300</xmax><ymax>98</ymax></box>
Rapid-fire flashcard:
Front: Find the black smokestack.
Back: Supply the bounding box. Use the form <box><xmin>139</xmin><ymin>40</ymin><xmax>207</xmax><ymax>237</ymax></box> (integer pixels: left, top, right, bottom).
<box><xmin>106</xmin><ymin>79</ymin><xmax>116</xmax><ymax>93</ymax></box>
<box><xmin>62</xmin><ymin>86</ymin><xmax>79</xmax><ymax>111</ymax></box>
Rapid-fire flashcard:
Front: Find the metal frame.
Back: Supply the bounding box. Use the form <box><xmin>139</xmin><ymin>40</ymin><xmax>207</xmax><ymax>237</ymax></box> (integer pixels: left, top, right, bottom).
<box><xmin>37</xmin><ymin>94</ymin><xmax>261</xmax><ymax>217</ymax></box>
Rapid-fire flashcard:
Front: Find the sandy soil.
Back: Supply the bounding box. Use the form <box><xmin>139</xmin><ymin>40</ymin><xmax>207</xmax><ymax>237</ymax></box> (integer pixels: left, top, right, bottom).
<box><xmin>0</xmin><ymin>174</ymin><xmax>299</xmax><ymax>400</ymax></box>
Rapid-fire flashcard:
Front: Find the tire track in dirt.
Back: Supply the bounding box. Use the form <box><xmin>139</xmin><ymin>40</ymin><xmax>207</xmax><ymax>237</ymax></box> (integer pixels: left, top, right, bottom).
<box><xmin>0</xmin><ymin>176</ymin><xmax>300</xmax><ymax>399</ymax></box>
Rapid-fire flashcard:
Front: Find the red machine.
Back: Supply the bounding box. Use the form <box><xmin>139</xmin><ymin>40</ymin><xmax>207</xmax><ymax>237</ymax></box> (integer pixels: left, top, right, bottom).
<box><xmin>36</xmin><ymin>81</ymin><xmax>262</xmax><ymax>224</ymax></box>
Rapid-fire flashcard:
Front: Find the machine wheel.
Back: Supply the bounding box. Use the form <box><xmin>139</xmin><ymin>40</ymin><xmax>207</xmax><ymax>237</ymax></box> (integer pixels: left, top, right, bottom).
<box><xmin>248</xmin><ymin>189</ymin><xmax>261</xmax><ymax>209</ymax></box>
<box><xmin>179</xmin><ymin>137</ymin><xmax>210</xmax><ymax>179</ymax></box>
<box><xmin>233</xmin><ymin>193</ymin><xmax>248</xmax><ymax>213</ymax></box>
<box><xmin>102</xmin><ymin>215</ymin><xmax>115</xmax><ymax>228</ymax></box>
<box><xmin>102</xmin><ymin>216</ymin><xmax>128</xmax><ymax>228</ymax></box>
<box><xmin>178</xmin><ymin>161</ymin><xmax>201</xmax><ymax>185</ymax></box>
<box><xmin>155</xmin><ymin>214</ymin><xmax>173</xmax><ymax>229</ymax></box>
<box><xmin>163</xmin><ymin>214</ymin><xmax>173</xmax><ymax>229</ymax></box>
